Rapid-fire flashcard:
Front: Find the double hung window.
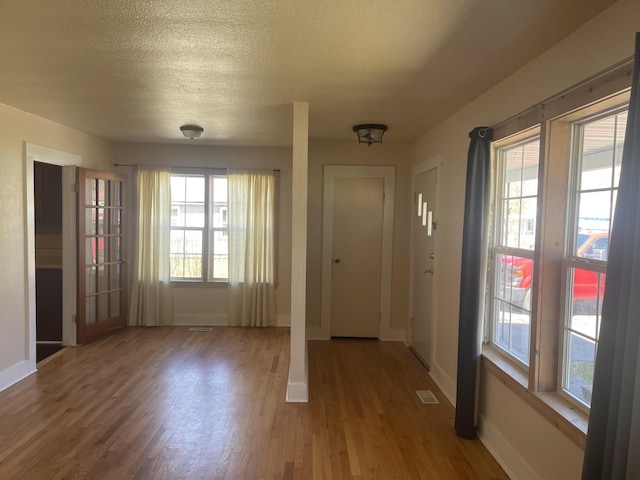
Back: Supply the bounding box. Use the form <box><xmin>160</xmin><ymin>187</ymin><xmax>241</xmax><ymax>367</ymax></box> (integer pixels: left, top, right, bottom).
<box><xmin>490</xmin><ymin>134</ymin><xmax>540</xmax><ymax>366</ymax></box>
<box><xmin>561</xmin><ymin>108</ymin><xmax>626</xmax><ymax>406</ymax></box>
<box><xmin>486</xmin><ymin>84</ymin><xmax>630</xmax><ymax>412</ymax></box>
<box><xmin>170</xmin><ymin>172</ymin><xmax>228</xmax><ymax>282</ymax></box>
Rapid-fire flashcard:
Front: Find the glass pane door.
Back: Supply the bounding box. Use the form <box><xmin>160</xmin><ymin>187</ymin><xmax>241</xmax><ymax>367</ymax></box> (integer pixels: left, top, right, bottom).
<box><xmin>77</xmin><ymin>168</ymin><xmax>127</xmax><ymax>344</ymax></box>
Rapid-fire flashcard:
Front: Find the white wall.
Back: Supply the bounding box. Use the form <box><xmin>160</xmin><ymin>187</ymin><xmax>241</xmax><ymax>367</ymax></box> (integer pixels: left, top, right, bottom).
<box><xmin>0</xmin><ymin>103</ymin><xmax>113</xmax><ymax>391</ymax></box>
<box><xmin>411</xmin><ymin>0</ymin><xmax>639</xmax><ymax>477</ymax></box>
<box><xmin>113</xmin><ymin>143</ymin><xmax>293</xmax><ymax>327</ymax></box>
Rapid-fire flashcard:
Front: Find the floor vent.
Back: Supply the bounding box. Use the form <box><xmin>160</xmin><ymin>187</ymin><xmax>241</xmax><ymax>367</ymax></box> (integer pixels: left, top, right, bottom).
<box><xmin>189</xmin><ymin>327</ymin><xmax>213</xmax><ymax>332</ymax></box>
<box><xmin>416</xmin><ymin>390</ymin><xmax>439</xmax><ymax>404</ymax></box>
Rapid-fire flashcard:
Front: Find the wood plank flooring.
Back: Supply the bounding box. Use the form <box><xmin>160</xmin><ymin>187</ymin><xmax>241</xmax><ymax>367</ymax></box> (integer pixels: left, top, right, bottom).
<box><xmin>0</xmin><ymin>327</ymin><xmax>508</xmax><ymax>479</ymax></box>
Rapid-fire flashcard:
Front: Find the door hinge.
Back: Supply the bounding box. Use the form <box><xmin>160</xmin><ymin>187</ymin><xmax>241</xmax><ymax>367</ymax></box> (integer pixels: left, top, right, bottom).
<box><xmin>72</xmin><ymin>314</ymin><xmax>77</xmax><ymax>324</ymax></box>
<box><xmin>73</xmin><ymin>182</ymin><xmax>79</xmax><ymax>193</ymax></box>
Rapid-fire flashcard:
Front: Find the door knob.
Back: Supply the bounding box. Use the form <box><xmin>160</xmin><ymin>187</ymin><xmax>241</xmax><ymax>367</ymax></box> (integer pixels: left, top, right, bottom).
<box><xmin>429</xmin><ymin>253</ymin><xmax>435</xmax><ymax>259</ymax></box>
<box><xmin>334</xmin><ymin>258</ymin><xmax>341</xmax><ymax>264</ymax></box>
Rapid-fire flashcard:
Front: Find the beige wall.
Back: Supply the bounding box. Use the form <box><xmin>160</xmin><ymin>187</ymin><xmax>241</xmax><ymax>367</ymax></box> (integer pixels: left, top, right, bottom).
<box><xmin>113</xmin><ymin>143</ymin><xmax>293</xmax><ymax>326</ymax></box>
<box><xmin>0</xmin><ymin>103</ymin><xmax>113</xmax><ymax>388</ymax></box>
<box><xmin>306</xmin><ymin>141</ymin><xmax>412</xmax><ymax>334</ymax></box>
<box><xmin>114</xmin><ymin>141</ymin><xmax>413</xmax><ymax>335</ymax></box>
<box><xmin>411</xmin><ymin>0</ymin><xmax>639</xmax><ymax>477</ymax></box>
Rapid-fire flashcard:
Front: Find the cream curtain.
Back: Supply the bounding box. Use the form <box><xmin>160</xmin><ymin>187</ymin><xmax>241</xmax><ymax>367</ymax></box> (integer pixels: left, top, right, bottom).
<box><xmin>227</xmin><ymin>169</ymin><xmax>276</xmax><ymax>327</ymax></box>
<box><xmin>128</xmin><ymin>168</ymin><xmax>172</xmax><ymax>326</ymax></box>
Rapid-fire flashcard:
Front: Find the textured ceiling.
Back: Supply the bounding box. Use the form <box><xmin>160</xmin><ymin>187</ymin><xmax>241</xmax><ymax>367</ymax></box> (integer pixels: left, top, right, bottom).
<box><xmin>0</xmin><ymin>0</ymin><xmax>618</xmax><ymax>146</ymax></box>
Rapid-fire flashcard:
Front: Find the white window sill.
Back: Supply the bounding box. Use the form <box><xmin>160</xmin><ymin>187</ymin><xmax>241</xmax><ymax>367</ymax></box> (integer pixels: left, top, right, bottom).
<box><xmin>481</xmin><ymin>346</ymin><xmax>588</xmax><ymax>449</ymax></box>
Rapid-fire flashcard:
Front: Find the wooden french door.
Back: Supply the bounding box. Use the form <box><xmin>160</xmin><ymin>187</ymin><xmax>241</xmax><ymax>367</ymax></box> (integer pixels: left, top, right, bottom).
<box><xmin>77</xmin><ymin>168</ymin><xmax>127</xmax><ymax>344</ymax></box>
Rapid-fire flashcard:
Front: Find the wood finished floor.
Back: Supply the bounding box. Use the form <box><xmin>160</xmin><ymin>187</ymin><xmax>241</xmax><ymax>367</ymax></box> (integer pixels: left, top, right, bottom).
<box><xmin>0</xmin><ymin>327</ymin><xmax>508</xmax><ymax>479</ymax></box>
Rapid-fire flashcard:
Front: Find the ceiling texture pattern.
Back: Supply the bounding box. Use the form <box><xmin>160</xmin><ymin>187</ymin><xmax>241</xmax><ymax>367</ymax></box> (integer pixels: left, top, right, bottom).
<box><xmin>0</xmin><ymin>0</ymin><xmax>617</xmax><ymax>146</ymax></box>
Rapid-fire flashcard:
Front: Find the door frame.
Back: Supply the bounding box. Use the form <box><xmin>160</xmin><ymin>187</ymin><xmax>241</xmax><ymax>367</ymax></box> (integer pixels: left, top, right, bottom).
<box><xmin>25</xmin><ymin>143</ymin><xmax>79</xmax><ymax>373</ymax></box>
<box><xmin>409</xmin><ymin>154</ymin><xmax>442</xmax><ymax>366</ymax></box>
<box><xmin>319</xmin><ymin>165</ymin><xmax>395</xmax><ymax>340</ymax></box>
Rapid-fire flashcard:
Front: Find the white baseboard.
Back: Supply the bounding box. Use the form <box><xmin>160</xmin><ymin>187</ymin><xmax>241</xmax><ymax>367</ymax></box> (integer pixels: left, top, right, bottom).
<box><xmin>286</xmin><ymin>380</ymin><xmax>309</xmax><ymax>402</ymax></box>
<box><xmin>379</xmin><ymin>328</ymin><xmax>406</xmax><ymax>342</ymax></box>
<box><xmin>276</xmin><ymin>314</ymin><xmax>291</xmax><ymax>327</ymax></box>
<box><xmin>286</xmin><ymin>360</ymin><xmax>309</xmax><ymax>403</ymax></box>
<box><xmin>478</xmin><ymin>414</ymin><xmax>540</xmax><ymax>480</ymax></box>
<box><xmin>306</xmin><ymin>325</ymin><xmax>328</xmax><ymax>340</ymax></box>
<box><xmin>305</xmin><ymin>327</ymin><xmax>406</xmax><ymax>341</ymax></box>
<box><xmin>428</xmin><ymin>363</ymin><xmax>457</xmax><ymax>407</ymax></box>
<box><xmin>170</xmin><ymin>314</ymin><xmax>290</xmax><ymax>327</ymax></box>
<box><xmin>0</xmin><ymin>360</ymin><xmax>36</xmax><ymax>393</ymax></box>
<box><xmin>170</xmin><ymin>313</ymin><xmax>228</xmax><ymax>326</ymax></box>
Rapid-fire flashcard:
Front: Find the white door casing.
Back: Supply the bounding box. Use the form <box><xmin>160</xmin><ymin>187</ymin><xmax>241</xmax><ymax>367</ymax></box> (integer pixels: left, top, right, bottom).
<box><xmin>319</xmin><ymin>165</ymin><xmax>395</xmax><ymax>340</ymax></box>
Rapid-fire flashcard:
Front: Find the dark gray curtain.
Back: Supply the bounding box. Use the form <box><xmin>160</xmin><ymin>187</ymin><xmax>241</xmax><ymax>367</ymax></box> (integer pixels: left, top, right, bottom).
<box><xmin>455</xmin><ymin>126</ymin><xmax>493</xmax><ymax>439</ymax></box>
<box><xmin>582</xmin><ymin>32</ymin><xmax>640</xmax><ymax>480</ymax></box>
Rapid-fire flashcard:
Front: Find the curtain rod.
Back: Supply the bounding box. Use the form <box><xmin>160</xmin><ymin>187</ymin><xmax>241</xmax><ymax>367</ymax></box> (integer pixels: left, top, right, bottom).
<box><xmin>114</xmin><ymin>163</ymin><xmax>280</xmax><ymax>173</ymax></box>
<box><xmin>492</xmin><ymin>55</ymin><xmax>634</xmax><ymax>131</ymax></box>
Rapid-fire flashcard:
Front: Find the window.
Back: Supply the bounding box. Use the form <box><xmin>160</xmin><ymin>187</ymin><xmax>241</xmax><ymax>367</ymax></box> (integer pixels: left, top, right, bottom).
<box><xmin>490</xmin><ymin>134</ymin><xmax>540</xmax><ymax>366</ymax></box>
<box><xmin>209</xmin><ymin>176</ymin><xmax>229</xmax><ymax>280</ymax></box>
<box><xmin>561</xmin><ymin>108</ymin><xmax>626</xmax><ymax>406</ymax></box>
<box><xmin>486</xmin><ymin>86</ymin><xmax>630</xmax><ymax>412</ymax></box>
<box><xmin>170</xmin><ymin>173</ymin><xmax>228</xmax><ymax>282</ymax></box>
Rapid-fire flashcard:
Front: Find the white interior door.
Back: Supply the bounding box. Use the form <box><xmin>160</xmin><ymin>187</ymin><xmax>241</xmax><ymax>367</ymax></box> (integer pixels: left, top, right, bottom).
<box><xmin>411</xmin><ymin>167</ymin><xmax>437</xmax><ymax>366</ymax></box>
<box><xmin>330</xmin><ymin>176</ymin><xmax>384</xmax><ymax>338</ymax></box>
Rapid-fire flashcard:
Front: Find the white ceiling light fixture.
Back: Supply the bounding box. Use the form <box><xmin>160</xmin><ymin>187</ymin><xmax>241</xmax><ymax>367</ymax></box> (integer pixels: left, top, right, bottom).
<box><xmin>353</xmin><ymin>124</ymin><xmax>388</xmax><ymax>146</ymax></box>
<box><xmin>180</xmin><ymin>124</ymin><xmax>204</xmax><ymax>139</ymax></box>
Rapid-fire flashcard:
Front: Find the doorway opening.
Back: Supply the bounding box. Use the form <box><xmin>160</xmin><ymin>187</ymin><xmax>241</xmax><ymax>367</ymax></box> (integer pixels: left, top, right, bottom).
<box><xmin>34</xmin><ymin>162</ymin><xmax>64</xmax><ymax>362</ymax></box>
<box><xmin>25</xmin><ymin>143</ymin><xmax>79</xmax><ymax>374</ymax></box>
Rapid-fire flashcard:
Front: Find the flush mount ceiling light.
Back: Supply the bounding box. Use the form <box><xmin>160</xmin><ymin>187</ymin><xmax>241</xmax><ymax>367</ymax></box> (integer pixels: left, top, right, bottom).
<box><xmin>180</xmin><ymin>124</ymin><xmax>204</xmax><ymax>139</ymax></box>
<box><xmin>353</xmin><ymin>124</ymin><xmax>388</xmax><ymax>146</ymax></box>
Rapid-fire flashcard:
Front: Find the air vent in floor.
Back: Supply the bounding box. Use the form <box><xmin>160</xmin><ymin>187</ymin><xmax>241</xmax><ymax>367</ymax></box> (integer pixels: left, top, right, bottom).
<box><xmin>416</xmin><ymin>390</ymin><xmax>439</xmax><ymax>404</ymax></box>
<box><xmin>188</xmin><ymin>327</ymin><xmax>213</xmax><ymax>332</ymax></box>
